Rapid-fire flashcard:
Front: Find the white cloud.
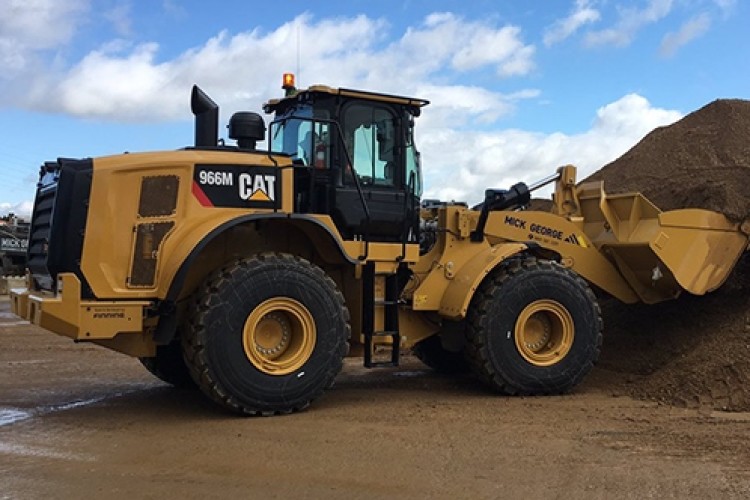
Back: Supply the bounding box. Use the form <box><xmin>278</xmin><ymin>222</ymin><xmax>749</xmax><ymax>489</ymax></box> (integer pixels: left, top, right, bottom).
<box><xmin>19</xmin><ymin>14</ymin><xmax>383</xmax><ymax>119</ymax></box>
<box><xmin>15</xmin><ymin>13</ymin><xmax>536</xmax><ymax>123</ymax></box>
<box><xmin>415</xmin><ymin>84</ymin><xmax>540</xmax><ymax>129</ymax></box>
<box><xmin>585</xmin><ymin>0</ymin><xmax>674</xmax><ymax>47</ymax></box>
<box><xmin>54</xmin><ymin>42</ymin><xmax>173</xmax><ymax>118</ymax></box>
<box><xmin>0</xmin><ymin>201</ymin><xmax>33</xmax><ymax>218</ymax></box>
<box><xmin>419</xmin><ymin>93</ymin><xmax>682</xmax><ymax>204</ymax></box>
<box><xmin>543</xmin><ymin>0</ymin><xmax>601</xmax><ymax>46</ymax></box>
<box><xmin>659</xmin><ymin>13</ymin><xmax>711</xmax><ymax>57</ymax></box>
<box><xmin>452</xmin><ymin>25</ymin><xmax>535</xmax><ymax>76</ymax></box>
<box><xmin>343</xmin><ymin>13</ymin><xmax>536</xmax><ymax>85</ymax></box>
<box><xmin>498</xmin><ymin>45</ymin><xmax>536</xmax><ymax>77</ymax></box>
<box><xmin>0</xmin><ymin>0</ymin><xmax>88</xmax><ymax>74</ymax></box>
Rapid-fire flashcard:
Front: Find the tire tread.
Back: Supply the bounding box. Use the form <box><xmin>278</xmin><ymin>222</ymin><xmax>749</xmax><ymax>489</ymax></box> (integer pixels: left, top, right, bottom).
<box><xmin>182</xmin><ymin>252</ymin><xmax>350</xmax><ymax>416</ymax></box>
<box><xmin>465</xmin><ymin>257</ymin><xmax>602</xmax><ymax>395</ymax></box>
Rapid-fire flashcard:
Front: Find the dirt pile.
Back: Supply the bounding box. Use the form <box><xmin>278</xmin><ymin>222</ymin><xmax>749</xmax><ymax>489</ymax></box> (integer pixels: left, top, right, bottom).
<box><xmin>598</xmin><ymin>267</ymin><xmax>750</xmax><ymax>412</ymax></box>
<box><xmin>585</xmin><ymin>98</ymin><xmax>750</xmax><ymax>412</ymax></box>
<box><xmin>585</xmin><ymin>99</ymin><xmax>750</xmax><ymax>222</ymax></box>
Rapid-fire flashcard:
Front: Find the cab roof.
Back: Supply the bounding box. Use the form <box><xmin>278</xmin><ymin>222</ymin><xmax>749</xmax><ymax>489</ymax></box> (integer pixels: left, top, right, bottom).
<box><xmin>263</xmin><ymin>84</ymin><xmax>430</xmax><ymax>114</ymax></box>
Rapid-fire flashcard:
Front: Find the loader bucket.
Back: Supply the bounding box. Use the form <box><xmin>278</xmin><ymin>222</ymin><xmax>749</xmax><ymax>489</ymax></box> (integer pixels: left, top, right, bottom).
<box><xmin>577</xmin><ymin>182</ymin><xmax>749</xmax><ymax>303</ymax></box>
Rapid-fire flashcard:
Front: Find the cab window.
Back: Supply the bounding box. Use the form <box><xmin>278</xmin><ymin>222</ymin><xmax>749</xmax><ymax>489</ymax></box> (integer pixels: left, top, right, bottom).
<box><xmin>270</xmin><ymin>106</ymin><xmax>331</xmax><ymax>168</ymax></box>
<box><xmin>344</xmin><ymin>105</ymin><xmax>397</xmax><ymax>186</ymax></box>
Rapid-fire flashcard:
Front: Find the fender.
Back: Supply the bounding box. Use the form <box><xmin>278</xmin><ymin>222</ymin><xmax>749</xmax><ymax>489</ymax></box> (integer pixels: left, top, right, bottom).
<box><xmin>438</xmin><ymin>242</ymin><xmax>528</xmax><ymax>320</ymax></box>
<box><xmin>153</xmin><ymin>213</ymin><xmax>355</xmax><ymax>343</ymax></box>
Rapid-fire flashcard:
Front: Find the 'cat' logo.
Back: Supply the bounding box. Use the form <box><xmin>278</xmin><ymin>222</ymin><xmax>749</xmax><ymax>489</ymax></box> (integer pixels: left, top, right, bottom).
<box><xmin>239</xmin><ymin>173</ymin><xmax>276</xmax><ymax>202</ymax></box>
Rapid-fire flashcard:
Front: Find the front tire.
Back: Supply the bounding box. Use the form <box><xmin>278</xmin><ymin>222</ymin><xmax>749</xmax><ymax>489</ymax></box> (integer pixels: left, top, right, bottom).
<box><xmin>183</xmin><ymin>253</ymin><xmax>350</xmax><ymax>415</ymax></box>
<box><xmin>465</xmin><ymin>258</ymin><xmax>602</xmax><ymax>395</ymax></box>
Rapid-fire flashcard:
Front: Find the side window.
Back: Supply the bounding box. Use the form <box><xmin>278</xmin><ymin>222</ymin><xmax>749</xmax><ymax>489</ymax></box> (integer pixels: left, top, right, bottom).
<box><xmin>298</xmin><ymin>121</ymin><xmax>331</xmax><ymax>169</ymax></box>
<box><xmin>405</xmin><ymin>124</ymin><xmax>422</xmax><ymax>196</ymax></box>
<box><xmin>270</xmin><ymin>106</ymin><xmax>330</xmax><ymax>169</ymax></box>
<box><xmin>345</xmin><ymin>105</ymin><xmax>397</xmax><ymax>186</ymax></box>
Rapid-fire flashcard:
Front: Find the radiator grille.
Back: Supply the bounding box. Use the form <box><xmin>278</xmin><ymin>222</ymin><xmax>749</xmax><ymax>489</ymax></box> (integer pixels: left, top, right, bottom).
<box><xmin>26</xmin><ymin>164</ymin><xmax>58</xmax><ymax>291</ymax></box>
<box><xmin>138</xmin><ymin>175</ymin><xmax>179</xmax><ymax>217</ymax></box>
<box><xmin>26</xmin><ymin>158</ymin><xmax>93</xmax><ymax>294</ymax></box>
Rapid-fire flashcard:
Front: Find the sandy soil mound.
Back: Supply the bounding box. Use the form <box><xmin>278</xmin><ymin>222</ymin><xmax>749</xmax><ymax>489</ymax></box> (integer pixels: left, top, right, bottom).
<box><xmin>585</xmin><ymin>98</ymin><xmax>750</xmax><ymax>412</ymax></box>
<box><xmin>528</xmin><ymin>198</ymin><xmax>553</xmax><ymax>211</ymax></box>
<box><xmin>598</xmin><ymin>260</ymin><xmax>750</xmax><ymax>412</ymax></box>
<box><xmin>585</xmin><ymin>99</ymin><xmax>750</xmax><ymax>222</ymax></box>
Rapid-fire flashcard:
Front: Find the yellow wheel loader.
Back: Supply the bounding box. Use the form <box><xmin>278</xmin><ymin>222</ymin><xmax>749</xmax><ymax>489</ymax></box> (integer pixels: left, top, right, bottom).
<box><xmin>11</xmin><ymin>75</ymin><xmax>749</xmax><ymax>415</ymax></box>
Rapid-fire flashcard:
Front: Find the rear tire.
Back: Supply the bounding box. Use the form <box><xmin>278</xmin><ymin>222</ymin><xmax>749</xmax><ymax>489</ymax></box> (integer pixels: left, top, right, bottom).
<box><xmin>139</xmin><ymin>339</ymin><xmax>195</xmax><ymax>388</ymax></box>
<box><xmin>182</xmin><ymin>253</ymin><xmax>350</xmax><ymax>415</ymax></box>
<box><xmin>465</xmin><ymin>258</ymin><xmax>602</xmax><ymax>395</ymax></box>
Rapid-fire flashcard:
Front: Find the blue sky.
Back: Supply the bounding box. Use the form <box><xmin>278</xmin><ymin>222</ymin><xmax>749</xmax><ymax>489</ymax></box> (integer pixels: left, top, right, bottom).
<box><xmin>1</xmin><ymin>0</ymin><xmax>747</xmax><ymax>215</ymax></box>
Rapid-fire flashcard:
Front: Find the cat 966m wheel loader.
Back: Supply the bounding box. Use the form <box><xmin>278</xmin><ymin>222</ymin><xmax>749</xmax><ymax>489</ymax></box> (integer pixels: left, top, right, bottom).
<box><xmin>11</xmin><ymin>75</ymin><xmax>750</xmax><ymax>415</ymax></box>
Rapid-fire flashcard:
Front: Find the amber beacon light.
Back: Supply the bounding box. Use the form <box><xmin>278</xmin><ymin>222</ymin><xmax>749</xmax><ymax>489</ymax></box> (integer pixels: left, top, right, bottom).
<box><xmin>282</xmin><ymin>73</ymin><xmax>296</xmax><ymax>95</ymax></box>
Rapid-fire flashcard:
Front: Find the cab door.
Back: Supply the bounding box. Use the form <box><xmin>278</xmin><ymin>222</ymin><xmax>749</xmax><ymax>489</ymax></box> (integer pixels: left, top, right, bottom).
<box><xmin>332</xmin><ymin>103</ymin><xmax>409</xmax><ymax>242</ymax></box>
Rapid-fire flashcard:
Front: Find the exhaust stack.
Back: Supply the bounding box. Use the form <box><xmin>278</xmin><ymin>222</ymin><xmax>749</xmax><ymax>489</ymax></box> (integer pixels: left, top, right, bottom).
<box><xmin>191</xmin><ymin>85</ymin><xmax>218</xmax><ymax>148</ymax></box>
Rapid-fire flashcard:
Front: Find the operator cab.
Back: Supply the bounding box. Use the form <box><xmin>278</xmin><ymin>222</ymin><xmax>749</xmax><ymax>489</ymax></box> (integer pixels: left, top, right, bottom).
<box><xmin>264</xmin><ymin>75</ymin><xmax>429</xmax><ymax>243</ymax></box>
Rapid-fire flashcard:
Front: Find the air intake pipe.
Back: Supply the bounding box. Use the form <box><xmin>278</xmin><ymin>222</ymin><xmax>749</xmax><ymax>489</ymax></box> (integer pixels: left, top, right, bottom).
<box><xmin>191</xmin><ymin>85</ymin><xmax>218</xmax><ymax>148</ymax></box>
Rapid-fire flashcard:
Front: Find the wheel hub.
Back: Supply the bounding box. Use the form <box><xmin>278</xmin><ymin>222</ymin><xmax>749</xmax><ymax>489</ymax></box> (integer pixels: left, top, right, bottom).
<box><xmin>242</xmin><ymin>298</ymin><xmax>316</xmax><ymax>376</ymax></box>
<box><xmin>523</xmin><ymin>315</ymin><xmax>552</xmax><ymax>351</ymax></box>
<box><xmin>254</xmin><ymin>312</ymin><xmax>292</xmax><ymax>358</ymax></box>
<box><xmin>515</xmin><ymin>299</ymin><xmax>574</xmax><ymax>367</ymax></box>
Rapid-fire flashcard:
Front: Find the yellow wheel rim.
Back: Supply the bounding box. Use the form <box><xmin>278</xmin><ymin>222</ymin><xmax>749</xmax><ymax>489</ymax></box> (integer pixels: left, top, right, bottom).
<box><xmin>242</xmin><ymin>298</ymin><xmax>316</xmax><ymax>376</ymax></box>
<box><xmin>514</xmin><ymin>300</ymin><xmax>574</xmax><ymax>367</ymax></box>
